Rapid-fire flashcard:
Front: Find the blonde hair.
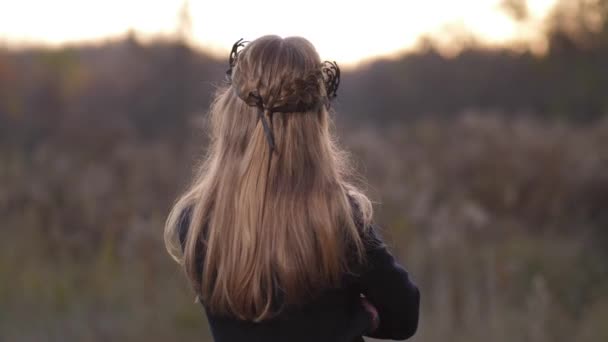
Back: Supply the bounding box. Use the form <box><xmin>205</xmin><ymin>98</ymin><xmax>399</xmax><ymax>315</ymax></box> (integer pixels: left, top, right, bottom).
<box><xmin>164</xmin><ymin>35</ymin><xmax>373</xmax><ymax>321</ymax></box>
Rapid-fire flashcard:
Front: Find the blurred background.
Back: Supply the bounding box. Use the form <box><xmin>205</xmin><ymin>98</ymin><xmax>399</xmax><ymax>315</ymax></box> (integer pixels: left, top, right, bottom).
<box><xmin>1</xmin><ymin>0</ymin><xmax>607</xmax><ymax>341</ymax></box>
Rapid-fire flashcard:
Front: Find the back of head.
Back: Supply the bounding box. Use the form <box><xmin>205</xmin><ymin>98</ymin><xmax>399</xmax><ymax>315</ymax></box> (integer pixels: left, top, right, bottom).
<box><xmin>165</xmin><ymin>35</ymin><xmax>373</xmax><ymax>321</ymax></box>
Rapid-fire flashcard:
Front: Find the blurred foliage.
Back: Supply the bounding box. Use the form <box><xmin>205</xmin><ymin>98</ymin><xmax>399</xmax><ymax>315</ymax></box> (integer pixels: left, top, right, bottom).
<box><xmin>0</xmin><ymin>0</ymin><xmax>607</xmax><ymax>341</ymax></box>
<box><xmin>342</xmin><ymin>0</ymin><xmax>608</xmax><ymax>122</ymax></box>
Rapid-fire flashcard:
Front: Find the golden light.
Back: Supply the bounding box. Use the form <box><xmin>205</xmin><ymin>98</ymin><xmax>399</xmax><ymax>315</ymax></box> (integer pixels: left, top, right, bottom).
<box><xmin>0</xmin><ymin>0</ymin><xmax>558</xmax><ymax>66</ymax></box>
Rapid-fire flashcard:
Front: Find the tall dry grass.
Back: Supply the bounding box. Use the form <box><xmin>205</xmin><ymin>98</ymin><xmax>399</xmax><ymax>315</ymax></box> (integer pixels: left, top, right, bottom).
<box><xmin>1</xmin><ymin>112</ymin><xmax>607</xmax><ymax>341</ymax></box>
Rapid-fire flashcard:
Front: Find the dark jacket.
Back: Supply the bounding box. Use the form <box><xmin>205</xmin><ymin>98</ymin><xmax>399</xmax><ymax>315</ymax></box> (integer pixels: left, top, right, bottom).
<box><xmin>177</xmin><ymin>204</ymin><xmax>420</xmax><ymax>342</ymax></box>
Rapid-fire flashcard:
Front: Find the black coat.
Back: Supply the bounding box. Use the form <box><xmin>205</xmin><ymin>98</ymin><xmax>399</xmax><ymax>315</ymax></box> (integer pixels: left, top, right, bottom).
<box><xmin>177</xmin><ymin>204</ymin><xmax>420</xmax><ymax>342</ymax></box>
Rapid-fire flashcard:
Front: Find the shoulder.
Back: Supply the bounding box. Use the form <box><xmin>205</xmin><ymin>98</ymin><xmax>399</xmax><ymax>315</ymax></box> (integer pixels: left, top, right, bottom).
<box><xmin>346</xmin><ymin>193</ymin><xmax>384</xmax><ymax>249</ymax></box>
<box><xmin>346</xmin><ymin>193</ymin><xmax>366</xmax><ymax>231</ymax></box>
<box><xmin>177</xmin><ymin>205</ymin><xmax>210</xmax><ymax>254</ymax></box>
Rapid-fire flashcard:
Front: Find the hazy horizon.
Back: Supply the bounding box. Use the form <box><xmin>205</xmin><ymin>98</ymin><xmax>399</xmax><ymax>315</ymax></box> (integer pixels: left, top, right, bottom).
<box><xmin>0</xmin><ymin>0</ymin><xmax>558</xmax><ymax>65</ymax></box>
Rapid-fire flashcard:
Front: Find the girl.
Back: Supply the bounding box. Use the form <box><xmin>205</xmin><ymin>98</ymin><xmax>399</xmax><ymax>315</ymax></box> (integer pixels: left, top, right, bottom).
<box><xmin>164</xmin><ymin>35</ymin><xmax>420</xmax><ymax>342</ymax></box>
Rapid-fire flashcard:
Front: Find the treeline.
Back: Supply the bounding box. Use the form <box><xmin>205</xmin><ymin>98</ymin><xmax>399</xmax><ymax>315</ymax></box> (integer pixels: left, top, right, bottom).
<box><xmin>0</xmin><ymin>2</ymin><xmax>606</xmax><ymax>149</ymax></box>
<box><xmin>341</xmin><ymin>0</ymin><xmax>608</xmax><ymax>121</ymax></box>
<box><xmin>340</xmin><ymin>39</ymin><xmax>608</xmax><ymax>122</ymax></box>
<box><xmin>0</xmin><ymin>36</ymin><xmax>224</xmax><ymax>148</ymax></box>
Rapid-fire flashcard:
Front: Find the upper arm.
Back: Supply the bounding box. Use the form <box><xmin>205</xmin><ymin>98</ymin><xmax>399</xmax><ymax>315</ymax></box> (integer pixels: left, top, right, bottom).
<box><xmin>177</xmin><ymin>205</ymin><xmax>206</xmax><ymax>279</ymax></box>
<box><xmin>357</xmin><ymin>225</ymin><xmax>420</xmax><ymax>340</ymax></box>
<box><xmin>178</xmin><ymin>205</ymin><xmax>193</xmax><ymax>253</ymax></box>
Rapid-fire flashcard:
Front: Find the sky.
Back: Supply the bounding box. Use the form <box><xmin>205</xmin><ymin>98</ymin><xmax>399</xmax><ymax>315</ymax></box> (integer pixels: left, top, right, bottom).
<box><xmin>0</xmin><ymin>0</ymin><xmax>558</xmax><ymax>65</ymax></box>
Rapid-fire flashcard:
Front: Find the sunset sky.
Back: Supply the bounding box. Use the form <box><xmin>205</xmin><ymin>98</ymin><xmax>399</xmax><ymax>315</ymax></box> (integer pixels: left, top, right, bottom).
<box><xmin>0</xmin><ymin>0</ymin><xmax>558</xmax><ymax>65</ymax></box>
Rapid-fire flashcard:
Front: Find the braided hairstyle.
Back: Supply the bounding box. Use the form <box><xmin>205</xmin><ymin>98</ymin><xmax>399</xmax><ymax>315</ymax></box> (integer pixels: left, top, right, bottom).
<box><xmin>226</xmin><ymin>37</ymin><xmax>340</xmax><ymax>153</ymax></box>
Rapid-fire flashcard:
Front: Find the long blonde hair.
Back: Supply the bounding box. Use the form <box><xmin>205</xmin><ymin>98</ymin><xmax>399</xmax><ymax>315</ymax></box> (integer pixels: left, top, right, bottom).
<box><xmin>164</xmin><ymin>35</ymin><xmax>372</xmax><ymax>321</ymax></box>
